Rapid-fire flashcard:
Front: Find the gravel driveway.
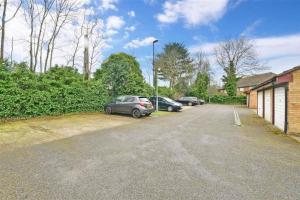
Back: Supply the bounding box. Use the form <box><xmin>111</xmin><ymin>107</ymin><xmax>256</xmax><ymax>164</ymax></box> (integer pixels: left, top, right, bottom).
<box><xmin>0</xmin><ymin>104</ymin><xmax>299</xmax><ymax>200</ymax></box>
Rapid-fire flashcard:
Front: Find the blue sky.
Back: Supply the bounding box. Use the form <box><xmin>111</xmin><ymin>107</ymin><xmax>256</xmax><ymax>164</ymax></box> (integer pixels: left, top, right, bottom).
<box><xmin>92</xmin><ymin>0</ymin><xmax>300</xmax><ymax>85</ymax></box>
<box><xmin>5</xmin><ymin>0</ymin><xmax>300</xmax><ymax>85</ymax></box>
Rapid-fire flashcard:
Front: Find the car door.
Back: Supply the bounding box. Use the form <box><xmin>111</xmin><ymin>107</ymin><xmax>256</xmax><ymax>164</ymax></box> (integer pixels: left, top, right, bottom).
<box><xmin>113</xmin><ymin>96</ymin><xmax>125</xmax><ymax>113</ymax></box>
<box><xmin>150</xmin><ymin>97</ymin><xmax>159</xmax><ymax>109</ymax></box>
<box><xmin>122</xmin><ymin>96</ymin><xmax>136</xmax><ymax>114</ymax></box>
<box><xmin>180</xmin><ymin>97</ymin><xmax>187</xmax><ymax>105</ymax></box>
<box><xmin>158</xmin><ymin>97</ymin><xmax>168</xmax><ymax>110</ymax></box>
<box><xmin>176</xmin><ymin>97</ymin><xmax>183</xmax><ymax>104</ymax></box>
<box><xmin>149</xmin><ymin>97</ymin><xmax>155</xmax><ymax>106</ymax></box>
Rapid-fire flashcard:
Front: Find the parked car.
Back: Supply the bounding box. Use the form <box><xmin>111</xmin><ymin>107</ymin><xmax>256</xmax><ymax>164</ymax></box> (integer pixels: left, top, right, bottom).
<box><xmin>176</xmin><ymin>96</ymin><xmax>201</xmax><ymax>106</ymax></box>
<box><xmin>104</xmin><ymin>96</ymin><xmax>154</xmax><ymax>118</ymax></box>
<box><xmin>149</xmin><ymin>96</ymin><xmax>182</xmax><ymax>112</ymax></box>
<box><xmin>199</xmin><ymin>99</ymin><xmax>205</xmax><ymax>105</ymax></box>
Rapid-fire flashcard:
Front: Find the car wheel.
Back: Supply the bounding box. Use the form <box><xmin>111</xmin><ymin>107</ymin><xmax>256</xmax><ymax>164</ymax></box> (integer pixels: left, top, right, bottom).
<box><xmin>167</xmin><ymin>106</ymin><xmax>173</xmax><ymax>112</ymax></box>
<box><xmin>105</xmin><ymin>107</ymin><xmax>112</xmax><ymax>114</ymax></box>
<box><xmin>188</xmin><ymin>102</ymin><xmax>192</xmax><ymax>106</ymax></box>
<box><xmin>145</xmin><ymin>113</ymin><xmax>151</xmax><ymax>117</ymax></box>
<box><xmin>132</xmin><ymin>109</ymin><xmax>142</xmax><ymax>118</ymax></box>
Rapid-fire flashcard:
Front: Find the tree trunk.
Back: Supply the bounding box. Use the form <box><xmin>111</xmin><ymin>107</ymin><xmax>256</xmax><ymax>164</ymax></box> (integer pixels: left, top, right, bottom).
<box><xmin>10</xmin><ymin>37</ymin><xmax>13</xmax><ymax>64</ymax></box>
<box><xmin>34</xmin><ymin>15</ymin><xmax>47</xmax><ymax>72</ymax></box>
<box><xmin>49</xmin><ymin>40</ymin><xmax>55</xmax><ymax>68</ymax></box>
<box><xmin>83</xmin><ymin>33</ymin><xmax>89</xmax><ymax>80</ymax></box>
<box><xmin>0</xmin><ymin>0</ymin><xmax>7</xmax><ymax>60</ymax></box>
<box><xmin>29</xmin><ymin>2</ymin><xmax>34</xmax><ymax>71</ymax></box>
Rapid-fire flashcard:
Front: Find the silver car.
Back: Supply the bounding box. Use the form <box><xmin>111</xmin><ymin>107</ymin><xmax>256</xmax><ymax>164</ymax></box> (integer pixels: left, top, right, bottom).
<box><xmin>104</xmin><ymin>96</ymin><xmax>154</xmax><ymax>118</ymax></box>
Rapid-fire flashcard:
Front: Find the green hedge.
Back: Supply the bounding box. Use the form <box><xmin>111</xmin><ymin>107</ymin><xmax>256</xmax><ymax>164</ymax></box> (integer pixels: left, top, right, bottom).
<box><xmin>0</xmin><ymin>64</ymin><xmax>109</xmax><ymax>119</ymax></box>
<box><xmin>210</xmin><ymin>95</ymin><xmax>246</xmax><ymax>105</ymax></box>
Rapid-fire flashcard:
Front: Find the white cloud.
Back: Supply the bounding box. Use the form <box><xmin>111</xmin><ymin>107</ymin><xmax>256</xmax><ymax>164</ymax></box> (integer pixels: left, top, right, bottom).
<box><xmin>125</xmin><ymin>26</ymin><xmax>136</xmax><ymax>32</ymax></box>
<box><xmin>128</xmin><ymin>10</ymin><xmax>135</xmax><ymax>17</ymax></box>
<box><xmin>4</xmin><ymin>2</ymin><xmax>116</xmax><ymax>73</ymax></box>
<box><xmin>75</xmin><ymin>0</ymin><xmax>92</xmax><ymax>6</ymax></box>
<box><xmin>99</xmin><ymin>0</ymin><xmax>118</xmax><ymax>11</ymax></box>
<box><xmin>241</xmin><ymin>19</ymin><xmax>262</xmax><ymax>37</ymax></box>
<box><xmin>156</xmin><ymin>0</ymin><xmax>229</xmax><ymax>26</ymax></box>
<box><xmin>106</xmin><ymin>29</ymin><xmax>119</xmax><ymax>36</ymax></box>
<box><xmin>189</xmin><ymin>33</ymin><xmax>300</xmax><ymax>76</ymax></box>
<box><xmin>255</xmin><ymin>34</ymin><xmax>300</xmax><ymax>59</ymax></box>
<box><xmin>230</xmin><ymin>0</ymin><xmax>247</xmax><ymax>9</ymax></box>
<box><xmin>106</xmin><ymin>16</ymin><xmax>125</xmax><ymax>30</ymax></box>
<box><xmin>124</xmin><ymin>37</ymin><xmax>157</xmax><ymax>49</ymax></box>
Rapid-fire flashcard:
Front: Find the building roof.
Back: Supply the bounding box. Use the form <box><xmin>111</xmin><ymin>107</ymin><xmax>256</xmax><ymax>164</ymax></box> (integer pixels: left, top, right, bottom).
<box><xmin>252</xmin><ymin>65</ymin><xmax>300</xmax><ymax>90</ymax></box>
<box><xmin>237</xmin><ymin>72</ymin><xmax>277</xmax><ymax>88</ymax></box>
<box><xmin>277</xmin><ymin>65</ymin><xmax>300</xmax><ymax>77</ymax></box>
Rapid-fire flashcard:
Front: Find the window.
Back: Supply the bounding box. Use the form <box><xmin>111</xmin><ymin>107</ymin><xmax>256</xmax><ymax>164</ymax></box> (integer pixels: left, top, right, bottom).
<box><xmin>139</xmin><ymin>97</ymin><xmax>150</xmax><ymax>103</ymax></box>
<box><xmin>124</xmin><ymin>97</ymin><xmax>137</xmax><ymax>102</ymax></box>
<box><xmin>164</xmin><ymin>97</ymin><xmax>176</xmax><ymax>103</ymax></box>
<box><xmin>116</xmin><ymin>96</ymin><xmax>125</xmax><ymax>103</ymax></box>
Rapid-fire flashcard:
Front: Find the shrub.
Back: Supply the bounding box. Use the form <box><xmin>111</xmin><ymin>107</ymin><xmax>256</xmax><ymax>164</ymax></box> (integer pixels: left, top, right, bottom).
<box><xmin>0</xmin><ymin>64</ymin><xmax>109</xmax><ymax>119</ymax></box>
<box><xmin>209</xmin><ymin>95</ymin><xmax>246</xmax><ymax>105</ymax></box>
<box><xmin>158</xmin><ymin>86</ymin><xmax>174</xmax><ymax>98</ymax></box>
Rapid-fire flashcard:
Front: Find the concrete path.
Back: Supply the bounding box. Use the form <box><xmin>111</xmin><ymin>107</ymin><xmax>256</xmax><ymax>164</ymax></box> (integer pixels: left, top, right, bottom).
<box><xmin>0</xmin><ymin>105</ymin><xmax>299</xmax><ymax>200</ymax></box>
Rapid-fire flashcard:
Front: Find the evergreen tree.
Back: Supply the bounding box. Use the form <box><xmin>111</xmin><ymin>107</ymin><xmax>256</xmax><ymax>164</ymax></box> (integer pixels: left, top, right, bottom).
<box><xmin>222</xmin><ymin>61</ymin><xmax>238</xmax><ymax>96</ymax></box>
<box><xmin>155</xmin><ymin>43</ymin><xmax>193</xmax><ymax>89</ymax></box>
<box><xmin>192</xmin><ymin>72</ymin><xmax>209</xmax><ymax>100</ymax></box>
<box><xmin>94</xmin><ymin>53</ymin><xmax>151</xmax><ymax>97</ymax></box>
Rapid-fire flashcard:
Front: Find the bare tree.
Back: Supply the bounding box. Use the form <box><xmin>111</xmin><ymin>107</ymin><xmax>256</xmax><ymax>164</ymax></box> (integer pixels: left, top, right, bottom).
<box><xmin>23</xmin><ymin>0</ymin><xmax>36</xmax><ymax>71</ymax></box>
<box><xmin>214</xmin><ymin>37</ymin><xmax>265</xmax><ymax>76</ymax></box>
<box><xmin>33</xmin><ymin>0</ymin><xmax>54</xmax><ymax>72</ymax></box>
<box><xmin>83</xmin><ymin>29</ymin><xmax>89</xmax><ymax>79</ymax></box>
<box><xmin>0</xmin><ymin>0</ymin><xmax>22</xmax><ymax>60</ymax></box>
<box><xmin>68</xmin><ymin>13</ymin><xmax>105</xmax><ymax>78</ymax></box>
<box><xmin>193</xmin><ymin>51</ymin><xmax>212</xmax><ymax>80</ymax></box>
<box><xmin>39</xmin><ymin>25</ymin><xmax>46</xmax><ymax>72</ymax></box>
<box><xmin>44</xmin><ymin>0</ymin><xmax>75</xmax><ymax>71</ymax></box>
<box><xmin>88</xmin><ymin>20</ymin><xmax>105</xmax><ymax>75</ymax></box>
<box><xmin>67</xmin><ymin>18</ymin><xmax>85</xmax><ymax>68</ymax></box>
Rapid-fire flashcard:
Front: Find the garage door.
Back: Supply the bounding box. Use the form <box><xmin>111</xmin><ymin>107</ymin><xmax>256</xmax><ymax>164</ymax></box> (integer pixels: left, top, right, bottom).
<box><xmin>257</xmin><ymin>91</ymin><xmax>263</xmax><ymax>117</ymax></box>
<box><xmin>274</xmin><ymin>87</ymin><xmax>286</xmax><ymax>131</ymax></box>
<box><xmin>247</xmin><ymin>94</ymin><xmax>250</xmax><ymax>107</ymax></box>
<box><xmin>264</xmin><ymin>89</ymin><xmax>272</xmax><ymax>122</ymax></box>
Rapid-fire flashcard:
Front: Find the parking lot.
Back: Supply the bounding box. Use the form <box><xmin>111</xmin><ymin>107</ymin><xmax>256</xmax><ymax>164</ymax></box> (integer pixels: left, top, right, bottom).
<box><xmin>0</xmin><ymin>104</ymin><xmax>299</xmax><ymax>199</ymax></box>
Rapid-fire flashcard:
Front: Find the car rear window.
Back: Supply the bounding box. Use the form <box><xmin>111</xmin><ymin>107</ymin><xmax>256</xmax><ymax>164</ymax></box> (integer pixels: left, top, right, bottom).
<box><xmin>139</xmin><ymin>97</ymin><xmax>150</xmax><ymax>102</ymax></box>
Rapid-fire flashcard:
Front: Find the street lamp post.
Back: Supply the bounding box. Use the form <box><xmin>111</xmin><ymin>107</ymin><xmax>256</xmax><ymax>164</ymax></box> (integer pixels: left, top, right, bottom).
<box><xmin>152</xmin><ymin>39</ymin><xmax>158</xmax><ymax>112</ymax></box>
<box><xmin>156</xmin><ymin>68</ymin><xmax>160</xmax><ymax>112</ymax></box>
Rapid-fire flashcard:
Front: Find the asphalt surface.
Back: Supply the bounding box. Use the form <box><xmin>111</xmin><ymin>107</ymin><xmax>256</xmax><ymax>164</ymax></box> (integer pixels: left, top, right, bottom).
<box><xmin>0</xmin><ymin>105</ymin><xmax>299</xmax><ymax>200</ymax></box>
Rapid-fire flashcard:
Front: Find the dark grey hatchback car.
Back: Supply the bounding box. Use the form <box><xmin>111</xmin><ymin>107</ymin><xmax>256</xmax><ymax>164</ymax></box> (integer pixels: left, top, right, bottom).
<box><xmin>104</xmin><ymin>96</ymin><xmax>155</xmax><ymax>118</ymax></box>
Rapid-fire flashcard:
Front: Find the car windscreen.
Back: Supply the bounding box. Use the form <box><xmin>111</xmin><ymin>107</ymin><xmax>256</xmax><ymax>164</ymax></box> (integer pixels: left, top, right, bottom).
<box><xmin>164</xmin><ymin>97</ymin><xmax>176</xmax><ymax>103</ymax></box>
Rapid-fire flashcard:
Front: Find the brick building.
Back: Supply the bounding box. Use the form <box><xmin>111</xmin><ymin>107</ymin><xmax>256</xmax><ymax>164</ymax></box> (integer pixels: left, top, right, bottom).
<box><xmin>252</xmin><ymin>66</ymin><xmax>300</xmax><ymax>134</ymax></box>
